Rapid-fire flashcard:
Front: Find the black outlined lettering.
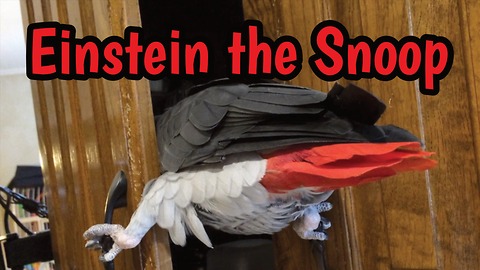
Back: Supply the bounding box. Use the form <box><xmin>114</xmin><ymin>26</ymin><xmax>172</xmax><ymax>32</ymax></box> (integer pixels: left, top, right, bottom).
<box><xmin>26</xmin><ymin>22</ymin><xmax>211</xmax><ymax>80</ymax></box>
<box><xmin>26</xmin><ymin>20</ymin><xmax>454</xmax><ymax>95</ymax></box>
<box><xmin>226</xmin><ymin>20</ymin><xmax>303</xmax><ymax>80</ymax></box>
<box><xmin>309</xmin><ymin>20</ymin><xmax>454</xmax><ymax>95</ymax></box>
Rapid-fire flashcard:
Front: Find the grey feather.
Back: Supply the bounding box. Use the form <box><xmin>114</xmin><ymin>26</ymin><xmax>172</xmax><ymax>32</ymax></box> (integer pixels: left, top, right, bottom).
<box><xmin>240</xmin><ymin>91</ymin><xmax>323</xmax><ymax>105</ymax></box>
<box><xmin>190</xmin><ymin>101</ymin><xmax>228</xmax><ymax>130</ymax></box>
<box><xmin>156</xmin><ymin>81</ymin><xmax>398</xmax><ymax>172</ymax></box>
<box><xmin>180</xmin><ymin>121</ymin><xmax>211</xmax><ymax>145</ymax></box>
<box><xmin>231</xmin><ymin>99</ymin><xmax>322</xmax><ymax>114</ymax></box>
<box><xmin>156</xmin><ymin>82</ymin><xmax>329</xmax><ymax>172</ymax></box>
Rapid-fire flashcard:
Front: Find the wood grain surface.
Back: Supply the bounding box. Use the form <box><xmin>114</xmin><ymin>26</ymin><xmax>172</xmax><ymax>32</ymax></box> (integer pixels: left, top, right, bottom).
<box><xmin>243</xmin><ymin>0</ymin><xmax>480</xmax><ymax>269</ymax></box>
<box><xmin>20</xmin><ymin>0</ymin><xmax>172</xmax><ymax>269</ymax></box>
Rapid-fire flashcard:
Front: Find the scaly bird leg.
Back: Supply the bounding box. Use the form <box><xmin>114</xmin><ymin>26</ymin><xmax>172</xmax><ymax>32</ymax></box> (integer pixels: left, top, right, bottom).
<box><xmin>84</xmin><ymin>176</ymin><xmax>164</xmax><ymax>262</ymax></box>
<box><xmin>84</xmin><ymin>185</ymin><xmax>159</xmax><ymax>262</ymax></box>
<box><xmin>84</xmin><ymin>223</ymin><xmax>146</xmax><ymax>262</ymax></box>
<box><xmin>293</xmin><ymin>202</ymin><xmax>332</xmax><ymax>241</ymax></box>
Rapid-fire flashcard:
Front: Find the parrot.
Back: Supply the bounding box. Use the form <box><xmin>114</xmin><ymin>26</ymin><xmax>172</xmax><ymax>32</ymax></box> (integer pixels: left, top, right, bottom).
<box><xmin>84</xmin><ymin>80</ymin><xmax>436</xmax><ymax>262</ymax></box>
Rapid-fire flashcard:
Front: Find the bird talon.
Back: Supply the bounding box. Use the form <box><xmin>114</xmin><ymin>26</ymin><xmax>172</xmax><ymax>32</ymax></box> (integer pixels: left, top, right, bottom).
<box><xmin>314</xmin><ymin>231</ymin><xmax>328</xmax><ymax>241</ymax></box>
<box><xmin>84</xmin><ymin>224</ymin><xmax>126</xmax><ymax>262</ymax></box>
<box><xmin>99</xmin><ymin>244</ymin><xmax>123</xmax><ymax>262</ymax></box>
<box><xmin>296</xmin><ymin>229</ymin><xmax>328</xmax><ymax>240</ymax></box>
<box><xmin>320</xmin><ymin>216</ymin><xmax>331</xmax><ymax>230</ymax></box>
<box><xmin>85</xmin><ymin>239</ymin><xmax>102</xmax><ymax>250</ymax></box>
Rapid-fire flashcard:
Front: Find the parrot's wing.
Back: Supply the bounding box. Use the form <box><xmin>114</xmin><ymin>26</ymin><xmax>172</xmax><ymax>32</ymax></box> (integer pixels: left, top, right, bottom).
<box><xmin>157</xmin><ymin>82</ymin><xmax>391</xmax><ymax>172</ymax></box>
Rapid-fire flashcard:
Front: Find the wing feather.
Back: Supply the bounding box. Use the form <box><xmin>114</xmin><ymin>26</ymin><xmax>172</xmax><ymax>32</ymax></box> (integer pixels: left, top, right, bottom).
<box><xmin>229</xmin><ymin>169</ymin><xmax>243</xmax><ymax>197</ymax></box>
<box><xmin>157</xmin><ymin>199</ymin><xmax>175</xmax><ymax>228</ymax></box>
<box><xmin>174</xmin><ymin>179</ymin><xmax>193</xmax><ymax>208</ymax></box>
<box><xmin>204</xmin><ymin>172</ymin><xmax>217</xmax><ymax>199</ymax></box>
<box><xmin>163</xmin><ymin>175</ymin><xmax>181</xmax><ymax>200</ymax></box>
<box><xmin>216</xmin><ymin>169</ymin><xmax>232</xmax><ymax>197</ymax></box>
<box><xmin>169</xmin><ymin>209</ymin><xmax>187</xmax><ymax>246</ymax></box>
<box><xmin>185</xmin><ymin>206</ymin><xmax>212</xmax><ymax>247</ymax></box>
<box><xmin>157</xmin><ymin>82</ymin><xmax>334</xmax><ymax>172</ymax></box>
<box><xmin>191</xmin><ymin>173</ymin><xmax>207</xmax><ymax>203</ymax></box>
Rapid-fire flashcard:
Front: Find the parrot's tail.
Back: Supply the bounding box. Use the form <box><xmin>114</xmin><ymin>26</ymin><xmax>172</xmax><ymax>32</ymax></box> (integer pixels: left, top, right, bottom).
<box><xmin>260</xmin><ymin>142</ymin><xmax>437</xmax><ymax>193</ymax></box>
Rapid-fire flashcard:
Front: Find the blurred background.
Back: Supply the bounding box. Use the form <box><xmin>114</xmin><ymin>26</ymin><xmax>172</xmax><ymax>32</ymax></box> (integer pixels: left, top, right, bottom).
<box><xmin>0</xmin><ymin>0</ymin><xmax>40</xmax><ymax>234</ymax></box>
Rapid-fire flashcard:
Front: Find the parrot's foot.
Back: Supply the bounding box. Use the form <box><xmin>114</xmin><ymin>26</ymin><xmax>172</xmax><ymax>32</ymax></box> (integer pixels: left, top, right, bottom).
<box><xmin>293</xmin><ymin>202</ymin><xmax>332</xmax><ymax>241</ymax></box>
<box><xmin>84</xmin><ymin>224</ymin><xmax>141</xmax><ymax>262</ymax></box>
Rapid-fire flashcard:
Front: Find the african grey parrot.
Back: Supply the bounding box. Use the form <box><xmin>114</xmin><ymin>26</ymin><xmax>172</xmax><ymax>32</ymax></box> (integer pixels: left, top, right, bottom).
<box><xmin>84</xmin><ymin>80</ymin><xmax>436</xmax><ymax>261</ymax></box>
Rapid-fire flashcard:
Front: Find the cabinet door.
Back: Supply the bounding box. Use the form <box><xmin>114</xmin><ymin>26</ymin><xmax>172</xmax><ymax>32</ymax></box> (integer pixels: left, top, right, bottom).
<box><xmin>20</xmin><ymin>1</ymin><xmax>172</xmax><ymax>269</ymax></box>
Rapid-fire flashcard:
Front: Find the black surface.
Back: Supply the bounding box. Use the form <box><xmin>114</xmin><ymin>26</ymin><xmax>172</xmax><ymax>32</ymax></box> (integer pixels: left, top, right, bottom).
<box><xmin>138</xmin><ymin>0</ymin><xmax>244</xmax><ymax>81</ymax></box>
<box><xmin>139</xmin><ymin>0</ymin><xmax>246</xmax><ymax>115</ymax></box>
<box><xmin>3</xmin><ymin>231</ymin><xmax>53</xmax><ymax>268</ymax></box>
<box><xmin>8</xmin><ymin>166</ymin><xmax>43</xmax><ymax>189</ymax></box>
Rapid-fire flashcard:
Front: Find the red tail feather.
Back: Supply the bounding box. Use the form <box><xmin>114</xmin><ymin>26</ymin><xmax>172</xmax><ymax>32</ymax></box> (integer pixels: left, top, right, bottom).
<box><xmin>260</xmin><ymin>142</ymin><xmax>437</xmax><ymax>193</ymax></box>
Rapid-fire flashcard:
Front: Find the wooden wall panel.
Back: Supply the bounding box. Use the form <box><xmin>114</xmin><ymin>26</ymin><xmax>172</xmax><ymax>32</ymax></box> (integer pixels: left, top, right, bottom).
<box><xmin>244</xmin><ymin>0</ymin><xmax>480</xmax><ymax>270</ymax></box>
<box><xmin>339</xmin><ymin>1</ymin><xmax>438</xmax><ymax>269</ymax></box>
<box><xmin>411</xmin><ymin>1</ymin><xmax>480</xmax><ymax>269</ymax></box>
<box><xmin>20</xmin><ymin>0</ymin><xmax>172</xmax><ymax>269</ymax></box>
<box><xmin>459</xmin><ymin>0</ymin><xmax>480</xmax><ymax>172</ymax></box>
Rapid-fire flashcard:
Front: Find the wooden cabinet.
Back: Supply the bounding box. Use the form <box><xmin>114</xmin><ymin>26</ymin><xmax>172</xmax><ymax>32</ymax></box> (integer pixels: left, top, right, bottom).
<box><xmin>21</xmin><ymin>0</ymin><xmax>479</xmax><ymax>269</ymax></box>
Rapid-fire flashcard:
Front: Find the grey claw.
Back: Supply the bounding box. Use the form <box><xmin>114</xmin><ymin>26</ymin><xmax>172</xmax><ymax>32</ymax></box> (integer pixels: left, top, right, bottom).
<box><xmin>85</xmin><ymin>239</ymin><xmax>102</xmax><ymax>249</ymax></box>
<box><xmin>84</xmin><ymin>224</ymin><xmax>126</xmax><ymax>262</ymax></box>
<box><xmin>318</xmin><ymin>232</ymin><xmax>328</xmax><ymax>241</ymax></box>
<box><xmin>320</xmin><ymin>216</ymin><xmax>331</xmax><ymax>230</ymax></box>
<box><xmin>99</xmin><ymin>244</ymin><xmax>123</xmax><ymax>262</ymax></box>
<box><xmin>99</xmin><ymin>255</ymin><xmax>108</xmax><ymax>262</ymax></box>
<box><xmin>304</xmin><ymin>231</ymin><xmax>328</xmax><ymax>241</ymax></box>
